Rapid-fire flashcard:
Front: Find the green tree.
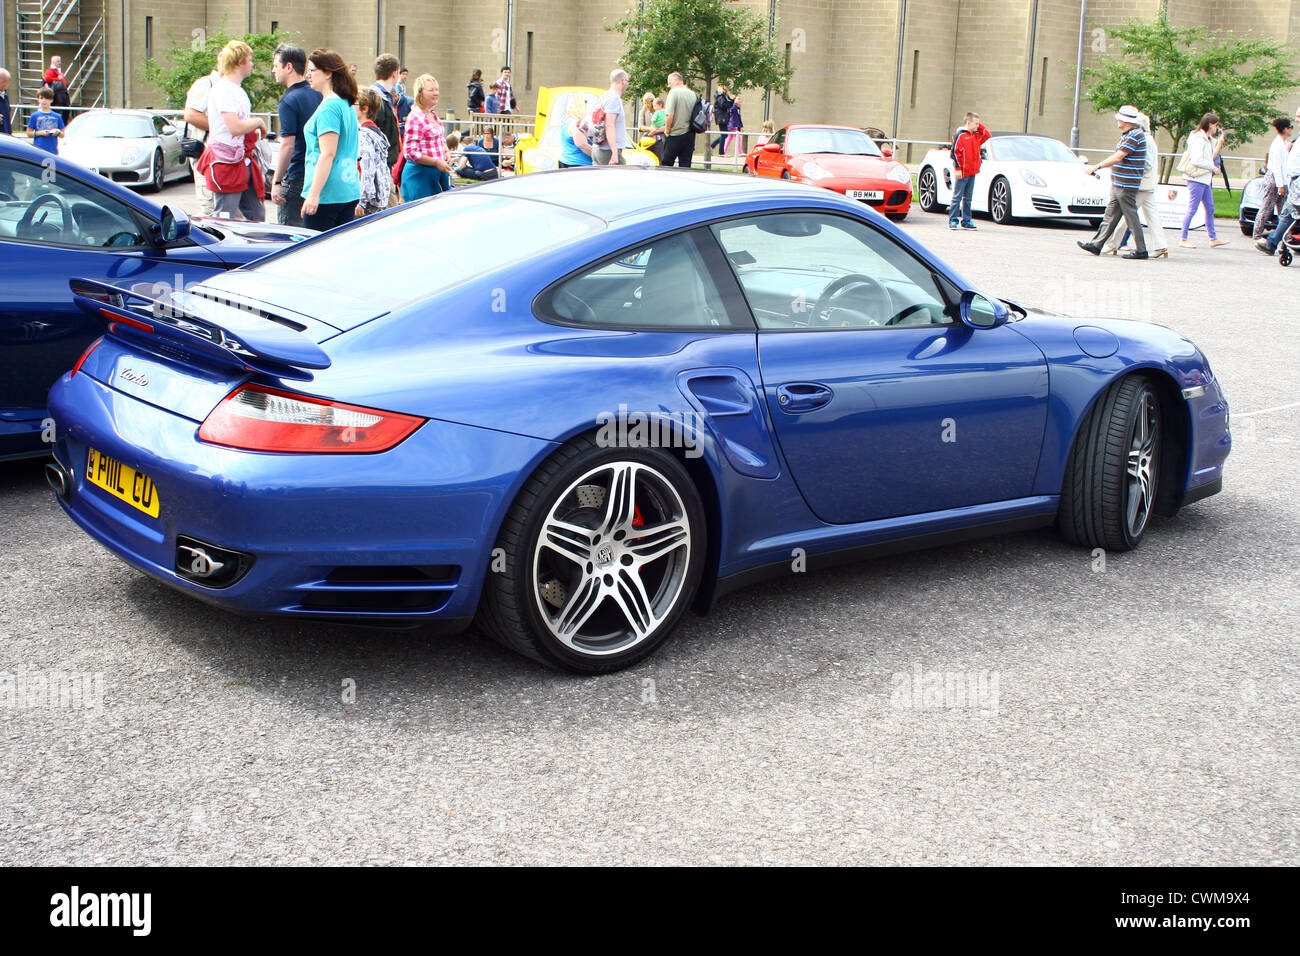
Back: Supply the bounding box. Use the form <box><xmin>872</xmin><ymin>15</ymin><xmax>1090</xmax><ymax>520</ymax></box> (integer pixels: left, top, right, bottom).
<box><xmin>141</xmin><ymin>28</ymin><xmax>296</xmax><ymax>114</ymax></box>
<box><xmin>609</xmin><ymin>0</ymin><xmax>793</xmax><ymax>152</ymax></box>
<box><xmin>1085</xmin><ymin>14</ymin><xmax>1299</xmax><ymax>181</ymax></box>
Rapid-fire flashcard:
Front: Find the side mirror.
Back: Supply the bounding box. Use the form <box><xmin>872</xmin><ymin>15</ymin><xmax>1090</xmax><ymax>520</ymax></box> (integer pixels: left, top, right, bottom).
<box><xmin>158</xmin><ymin>205</ymin><xmax>191</xmax><ymax>244</ymax></box>
<box><xmin>881</xmin><ymin>146</ymin><xmax>893</xmax><ymax>158</ymax></box>
<box><xmin>960</xmin><ymin>291</ymin><xmax>1009</xmax><ymax>330</ymax></box>
<box><xmin>763</xmin><ymin>142</ymin><xmax>782</xmax><ymax>152</ymax></box>
<box><xmin>161</xmin><ymin>124</ymin><xmax>177</xmax><ymax>135</ymax></box>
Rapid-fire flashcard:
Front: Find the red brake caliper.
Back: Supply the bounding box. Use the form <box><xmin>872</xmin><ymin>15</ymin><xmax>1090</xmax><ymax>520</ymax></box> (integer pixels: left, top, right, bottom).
<box><xmin>632</xmin><ymin>505</ymin><xmax>645</xmax><ymax>529</ymax></box>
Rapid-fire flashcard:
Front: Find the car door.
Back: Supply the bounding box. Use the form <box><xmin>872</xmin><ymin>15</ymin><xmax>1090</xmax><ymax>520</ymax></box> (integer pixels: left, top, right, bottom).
<box><xmin>153</xmin><ymin>113</ymin><xmax>183</xmax><ymax>178</ymax></box>
<box><xmin>755</xmin><ymin>126</ymin><xmax>786</xmax><ymax>177</ymax></box>
<box><xmin>970</xmin><ymin>138</ymin><xmax>998</xmax><ymax>214</ymax></box>
<box><xmin>709</xmin><ymin>210</ymin><xmax>1049</xmax><ymax>524</ymax></box>
<box><xmin>0</xmin><ymin>154</ymin><xmax>227</xmax><ymax>417</ymax></box>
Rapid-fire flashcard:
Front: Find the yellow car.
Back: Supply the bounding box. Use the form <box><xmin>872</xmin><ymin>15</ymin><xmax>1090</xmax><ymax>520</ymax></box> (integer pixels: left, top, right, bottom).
<box><xmin>516</xmin><ymin>86</ymin><xmax>660</xmax><ymax>173</ymax></box>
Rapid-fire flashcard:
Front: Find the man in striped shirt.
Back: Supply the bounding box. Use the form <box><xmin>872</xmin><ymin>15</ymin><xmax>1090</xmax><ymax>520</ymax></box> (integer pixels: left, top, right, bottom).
<box><xmin>1078</xmin><ymin>105</ymin><xmax>1149</xmax><ymax>259</ymax></box>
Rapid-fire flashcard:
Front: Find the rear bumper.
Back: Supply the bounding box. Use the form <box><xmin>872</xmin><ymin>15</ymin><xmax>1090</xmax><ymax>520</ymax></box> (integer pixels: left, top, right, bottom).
<box><xmin>48</xmin><ymin>370</ymin><xmax>556</xmax><ymax>624</ymax></box>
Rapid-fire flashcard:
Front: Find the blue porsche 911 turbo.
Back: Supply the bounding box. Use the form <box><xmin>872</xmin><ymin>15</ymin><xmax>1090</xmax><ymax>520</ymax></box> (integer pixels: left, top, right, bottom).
<box><xmin>45</xmin><ymin>167</ymin><xmax>1230</xmax><ymax>673</ymax></box>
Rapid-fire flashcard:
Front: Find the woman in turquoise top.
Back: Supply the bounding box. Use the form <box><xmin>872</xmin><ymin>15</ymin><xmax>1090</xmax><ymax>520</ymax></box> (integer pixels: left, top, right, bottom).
<box><xmin>301</xmin><ymin>48</ymin><xmax>361</xmax><ymax>231</ymax></box>
<box><xmin>560</xmin><ymin>94</ymin><xmax>594</xmax><ymax>168</ymax></box>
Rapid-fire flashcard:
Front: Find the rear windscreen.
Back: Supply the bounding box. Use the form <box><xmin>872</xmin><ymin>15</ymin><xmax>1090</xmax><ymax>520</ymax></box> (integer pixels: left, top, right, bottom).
<box><xmin>247</xmin><ymin>193</ymin><xmax>604</xmax><ymax>311</ymax></box>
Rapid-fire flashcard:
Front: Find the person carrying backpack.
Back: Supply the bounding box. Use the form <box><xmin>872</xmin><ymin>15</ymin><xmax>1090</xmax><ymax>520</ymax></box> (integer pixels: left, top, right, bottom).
<box><xmin>661</xmin><ymin>71</ymin><xmax>699</xmax><ymax>168</ymax></box>
<box><xmin>710</xmin><ymin>82</ymin><xmax>733</xmax><ymax>152</ymax></box>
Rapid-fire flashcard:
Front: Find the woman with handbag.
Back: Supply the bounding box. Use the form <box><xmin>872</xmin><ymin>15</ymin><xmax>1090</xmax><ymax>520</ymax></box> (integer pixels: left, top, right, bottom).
<box><xmin>200</xmin><ymin>40</ymin><xmax>267</xmax><ymax>221</ymax></box>
<box><xmin>1178</xmin><ymin>112</ymin><xmax>1230</xmax><ymax>248</ymax></box>
<box><xmin>300</xmin><ymin>49</ymin><xmax>361</xmax><ymax>231</ymax></box>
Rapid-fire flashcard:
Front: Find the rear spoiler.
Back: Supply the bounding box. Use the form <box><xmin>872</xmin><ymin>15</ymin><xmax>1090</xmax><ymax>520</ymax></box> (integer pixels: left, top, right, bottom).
<box><xmin>70</xmin><ymin>277</ymin><xmax>330</xmax><ymax>382</ymax></box>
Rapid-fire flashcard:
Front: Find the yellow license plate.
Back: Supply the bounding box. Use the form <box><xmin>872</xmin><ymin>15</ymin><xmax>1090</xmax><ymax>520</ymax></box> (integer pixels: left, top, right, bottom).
<box><xmin>85</xmin><ymin>447</ymin><xmax>160</xmax><ymax>518</ymax></box>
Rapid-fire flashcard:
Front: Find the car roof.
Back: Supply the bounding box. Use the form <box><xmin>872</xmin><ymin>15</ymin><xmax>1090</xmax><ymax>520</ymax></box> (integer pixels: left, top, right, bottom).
<box><xmin>784</xmin><ymin>124</ymin><xmax>867</xmax><ymax>132</ymax></box>
<box><xmin>471</xmin><ymin>166</ymin><xmax>825</xmax><ymax>222</ymax></box>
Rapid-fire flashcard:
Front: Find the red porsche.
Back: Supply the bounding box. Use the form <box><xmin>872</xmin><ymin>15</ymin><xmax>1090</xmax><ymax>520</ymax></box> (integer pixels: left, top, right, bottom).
<box><xmin>744</xmin><ymin>123</ymin><xmax>913</xmax><ymax>221</ymax></box>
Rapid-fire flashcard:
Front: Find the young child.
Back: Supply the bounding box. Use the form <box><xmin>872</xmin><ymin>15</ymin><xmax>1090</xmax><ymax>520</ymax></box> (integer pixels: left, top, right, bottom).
<box><xmin>756</xmin><ymin>120</ymin><xmax>775</xmax><ymax>146</ymax></box>
<box><xmin>354</xmin><ymin>88</ymin><xmax>392</xmax><ymax>218</ymax></box>
<box><xmin>26</xmin><ymin>87</ymin><xmax>65</xmax><ymax>155</ymax></box>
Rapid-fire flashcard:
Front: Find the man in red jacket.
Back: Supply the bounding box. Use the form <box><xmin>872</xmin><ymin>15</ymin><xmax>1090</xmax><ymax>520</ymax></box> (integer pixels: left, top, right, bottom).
<box><xmin>949</xmin><ymin>111</ymin><xmax>991</xmax><ymax>230</ymax></box>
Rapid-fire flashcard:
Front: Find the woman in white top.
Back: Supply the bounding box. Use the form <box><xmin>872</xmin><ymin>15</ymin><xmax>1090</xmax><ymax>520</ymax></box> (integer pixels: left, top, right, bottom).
<box><xmin>1253</xmin><ymin>117</ymin><xmax>1294</xmax><ymax>241</ymax></box>
<box><xmin>1179</xmin><ymin>111</ymin><xmax>1229</xmax><ymax>248</ymax></box>
<box><xmin>205</xmin><ymin>40</ymin><xmax>267</xmax><ymax>221</ymax></box>
<box><xmin>1105</xmin><ymin>111</ymin><xmax>1169</xmax><ymax>257</ymax></box>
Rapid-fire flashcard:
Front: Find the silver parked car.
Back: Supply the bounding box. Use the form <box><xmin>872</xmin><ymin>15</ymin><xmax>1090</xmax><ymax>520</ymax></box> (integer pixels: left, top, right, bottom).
<box><xmin>59</xmin><ymin>109</ymin><xmax>191</xmax><ymax>193</ymax></box>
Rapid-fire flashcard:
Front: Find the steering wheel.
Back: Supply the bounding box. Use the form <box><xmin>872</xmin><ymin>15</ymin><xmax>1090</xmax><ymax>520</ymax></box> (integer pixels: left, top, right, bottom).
<box><xmin>554</xmin><ymin>286</ymin><xmax>599</xmax><ymax>326</ymax></box>
<box><xmin>886</xmin><ymin>302</ymin><xmax>935</xmax><ymax>326</ymax></box>
<box><xmin>104</xmin><ymin>231</ymin><xmax>139</xmax><ymax>247</ymax></box>
<box><xmin>812</xmin><ymin>272</ymin><xmax>892</xmax><ymax>328</ymax></box>
<box><xmin>17</xmin><ymin>193</ymin><xmax>71</xmax><ymax>241</ymax></box>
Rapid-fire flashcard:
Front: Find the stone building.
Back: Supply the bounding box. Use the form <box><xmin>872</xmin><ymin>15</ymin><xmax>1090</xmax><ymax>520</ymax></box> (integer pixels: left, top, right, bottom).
<box><xmin>3</xmin><ymin>0</ymin><xmax>1296</xmax><ymax>167</ymax></box>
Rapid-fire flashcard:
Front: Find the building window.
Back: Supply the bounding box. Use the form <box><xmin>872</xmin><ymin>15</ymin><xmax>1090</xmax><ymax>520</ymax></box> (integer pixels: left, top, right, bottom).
<box><xmin>271</xmin><ymin>21</ymin><xmax>279</xmax><ymax>34</ymax></box>
<box><xmin>785</xmin><ymin>43</ymin><xmax>792</xmax><ymax>73</ymax></box>
<box><xmin>1038</xmin><ymin>56</ymin><xmax>1047</xmax><ymax>116</ymax></box>
<box><xmin>145</xmin><ymin>17</ymin><xmax>153</xmax><ymax>59</ymax></box>
<box><xmin>526</xmin><ymin>32</ymin><xmax>533</xmax><ymax>90</ymax></box>
<box><xmin>910</xmin><ymin>51</ymin><xmax>919</xmax><ymax>108</ymax></box>
<box><xmin>398</xmin><ymin>26</ymin><xmax>406</xmax><ymax>67</ymax></box>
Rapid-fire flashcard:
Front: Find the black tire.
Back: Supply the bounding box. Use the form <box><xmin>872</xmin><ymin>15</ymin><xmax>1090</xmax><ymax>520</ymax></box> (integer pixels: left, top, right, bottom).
<box><xmin>478</xmin><ymin>435</ymin><xmax>707</xmax><ymax>674</ymax></box>
<box><xmin>989</xmin><ymin>176</ymin><xmax>1013</xmax><ymax>224</ymax></box>
<box><xmin>918</xmin><ymin>167</ymin><xmax>941</xmax><ymax>213</ymax></box>
<box><xmin>147</xmin><ymin>150</ymin><xmax>164</xmax><ymax>193</ymax></box>
<box><xmin>781</xmin><ymin>170</ymin><xmax>792</xmax><ymax>180</ymax></box>
<box><xmin>1280</xmin><ymin>245</ymin><xmax>1292</xmax><ymax>267</ymax></box>
<box><xmin>1058</xmin><ymin>376</ymin><xmax>1161</xmax><ymax>552</ymax></box>
<box><xmin>1239</xmin><ymin>220</ymin><xmax>1253</xmax><ymax>237</ymax></box>
<box><xmin>1090</xmin><ymin>218</ymin><xmax>1102</xmax><ymax>230</ymax></box>
<box><xmin>886</xmin><ymin>212</ymin><xmax>908</xmax><ymax>222</ymax></box>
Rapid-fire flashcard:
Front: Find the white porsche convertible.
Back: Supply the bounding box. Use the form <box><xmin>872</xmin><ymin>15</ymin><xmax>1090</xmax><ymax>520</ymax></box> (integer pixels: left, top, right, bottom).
<box><xmin>916</xmin><ymin>133</ymin><xmax>1111</xmax><ymax>226</ymax></box>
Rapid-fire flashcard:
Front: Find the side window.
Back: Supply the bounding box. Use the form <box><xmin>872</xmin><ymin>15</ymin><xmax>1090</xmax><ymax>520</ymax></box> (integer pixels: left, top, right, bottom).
<box><xmin>710</xmin><ymin>212</ymin><xmax>952</xmax><ymax>330</ymax></box>
<box><xmin>153</xmin><ymin>115</ymin><xmax>168</xmax><ymax>135</ymax></box>
<box><xmin>770</xmin><ymin>127</ymin><xmax>785</xmax><ymax>148</ymax></box>
<box><xmin>538</xmin><ymin>230</ymin><xmax>740</xmax><ymax>330</ymax></box>
<box><xmin>0</xmin><ymin>157</ymin><xmax>149</xmax><ymax>249</ymax></box>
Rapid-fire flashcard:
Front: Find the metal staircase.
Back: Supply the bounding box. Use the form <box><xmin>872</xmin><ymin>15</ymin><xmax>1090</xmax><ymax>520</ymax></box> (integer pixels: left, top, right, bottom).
<box><xmin>14</xmin><ymin>0</ymin><xmax>107</xmax><ymax>111</ymax></box>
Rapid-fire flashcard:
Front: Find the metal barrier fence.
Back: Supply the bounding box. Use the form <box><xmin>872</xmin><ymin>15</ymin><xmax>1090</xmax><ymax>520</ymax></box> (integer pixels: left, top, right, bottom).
<box><xmin>6</xmin><ymin>104</ymin><xmax>1269</xmax><ymax>182</ymax></box>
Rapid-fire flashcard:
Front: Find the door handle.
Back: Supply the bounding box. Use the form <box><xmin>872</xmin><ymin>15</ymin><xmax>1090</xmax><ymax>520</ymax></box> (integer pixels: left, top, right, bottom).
<box><xmin>776</xmin><ymin>382</ymin><xmax>833</xmax><ymax>413</ymax></box>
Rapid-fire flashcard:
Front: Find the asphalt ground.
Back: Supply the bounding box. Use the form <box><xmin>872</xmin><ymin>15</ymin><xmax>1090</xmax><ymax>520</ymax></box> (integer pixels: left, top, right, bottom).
<box><xmin>1</xmin><ymin>191</ymin><xmax>1296</xmax><ymax>866</ymax></box>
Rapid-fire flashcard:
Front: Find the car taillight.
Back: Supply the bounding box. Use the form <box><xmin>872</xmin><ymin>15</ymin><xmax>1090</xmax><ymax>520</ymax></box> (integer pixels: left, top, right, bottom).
<box><xmin>70</xmin><ymin>337</ymin><xmax>104</xmax><ymax>378</ymax></box>
<box><xmin>197</xmin><ymin>384</ymin><xmax>425</xmax><ymax>453</ymax></box>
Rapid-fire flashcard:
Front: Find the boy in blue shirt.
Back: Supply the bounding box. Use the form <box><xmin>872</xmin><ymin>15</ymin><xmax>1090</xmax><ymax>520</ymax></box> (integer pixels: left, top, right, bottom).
<box><xmin>27</xmin><ymin>88</ymin><xmax>65</xmax><ymax>155</ymax></box>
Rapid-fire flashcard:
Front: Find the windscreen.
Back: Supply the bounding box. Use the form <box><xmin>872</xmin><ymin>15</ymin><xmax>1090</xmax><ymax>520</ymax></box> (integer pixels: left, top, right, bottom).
<box><xmin>66</xmin><ymin>113</ymin><xmax>155</xmax><ymax>139</ymax></box>
<box><xmin>786</xmin><ymin>128</ymin><xmax>882</xmax><ymax>157</ymax></box>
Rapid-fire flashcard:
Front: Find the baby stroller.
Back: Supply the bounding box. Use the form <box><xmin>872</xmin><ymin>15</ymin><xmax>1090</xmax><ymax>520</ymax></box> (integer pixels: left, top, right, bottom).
<box><xmin>1278</xmin><ymin>219</ymin><xmax>1300</xmax><ymax>266</ymax></box>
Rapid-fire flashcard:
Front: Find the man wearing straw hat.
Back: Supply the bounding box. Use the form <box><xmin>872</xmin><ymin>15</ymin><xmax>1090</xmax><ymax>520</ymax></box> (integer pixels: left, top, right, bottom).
<box><xmin>1078</xmin><ymin>104</ymin><xmax>1149</xmax><ymax>260</ymax></box>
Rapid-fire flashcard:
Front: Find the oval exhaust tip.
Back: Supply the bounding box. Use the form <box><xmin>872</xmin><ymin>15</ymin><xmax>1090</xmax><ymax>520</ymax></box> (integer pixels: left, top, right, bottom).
<box><xmin>45</xmin><ymin>463</ymin><xmax>69</xmax><ymax>500</ymax></box>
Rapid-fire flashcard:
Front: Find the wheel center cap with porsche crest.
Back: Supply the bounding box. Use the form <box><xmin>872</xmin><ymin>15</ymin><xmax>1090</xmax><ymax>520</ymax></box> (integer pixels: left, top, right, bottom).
<box><xmin>596</xmin><ymin>543</ymin><xmax>615</xmax><ymax>567</ymax></box>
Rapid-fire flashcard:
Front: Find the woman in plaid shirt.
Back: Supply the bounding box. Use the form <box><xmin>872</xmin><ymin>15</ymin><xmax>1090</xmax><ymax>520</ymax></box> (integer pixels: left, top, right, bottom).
<box><xmin>400</xmin><ymin>74</ymin><xmax>454</xmax><ymax>201</ymax></box>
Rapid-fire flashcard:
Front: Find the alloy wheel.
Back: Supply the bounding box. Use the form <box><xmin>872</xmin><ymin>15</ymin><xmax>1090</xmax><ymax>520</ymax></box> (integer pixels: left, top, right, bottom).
<box><xmin>531</xmin><ymin>461</ymin><xmax>692</xmax><ymax>657</ymax></box>
<box><xmin>991</xmin><ymin>179</ymin><xmax>1011</xmax><ymax>223</ymax></box>
<box><xmin>919</xmin><ymin>168</ymin><xmax>937</xmax><ymax>212</ymax></box>
<box><xmin>1125</xmin><ymin>390</ymin><xmax>1159</xmax><ymax>539</ymax></box>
